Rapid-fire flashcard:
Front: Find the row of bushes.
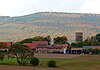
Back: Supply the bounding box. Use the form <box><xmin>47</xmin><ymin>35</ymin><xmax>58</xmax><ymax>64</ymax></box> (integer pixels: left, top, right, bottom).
<box><xmin>30</xmin><ymin>57</ymin><xmax>56</xmax><ymax>67</ymax></box>
<box><xmin>83</xmin><ymin>48</ymin><xmax>100</xmax><ymax>54</ymax></box>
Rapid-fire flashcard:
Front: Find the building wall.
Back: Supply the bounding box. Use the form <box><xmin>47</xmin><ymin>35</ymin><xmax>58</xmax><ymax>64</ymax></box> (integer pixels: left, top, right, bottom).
<box><xmin>32</xmin><ymin>41</ymin><xmax>48</xmax><ymax>49</ymax></box>
<box><xmin>36</xmin><ymin>47</ymin><xmax>48</xmax><ymax>53</ymax></box>
<box><xmin>53</xmin><ymin>44</ymin><xmax>69</xmax><ymax>48</ymax></box>
<box><xmin>48</xmin><ymin>48</ymin><xmax>64</xmax><ymax>53</ymax></box>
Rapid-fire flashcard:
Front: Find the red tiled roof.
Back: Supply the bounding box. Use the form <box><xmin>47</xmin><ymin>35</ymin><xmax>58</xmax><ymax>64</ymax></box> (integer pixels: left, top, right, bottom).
<box><xmin>71</xmin><ymin>48</ymin><xmax>83</xmax><ymax>50</ymax></box>
<box><xmin>32</xmin><ymin>41</ymin><xmax>48</xmax><ymax>49</ymax></box>
<box><xmin>24</xmin><ymin>41</ymin><xmax>48</xmax><ymax>49</ymax></box>
<box><xmin>3</xmin><ymin>42</ymin><xmax>12</xmax><ymax>46</ymax></box>
<box><xmin>0</xmin><ymin>42</ymin><xmax>12</xmax><ymax>49</ymax></box>
<box><xmin>23</xmin><ymin>43</ymin><xmax>34</xmax><ymax>49</ymax></box>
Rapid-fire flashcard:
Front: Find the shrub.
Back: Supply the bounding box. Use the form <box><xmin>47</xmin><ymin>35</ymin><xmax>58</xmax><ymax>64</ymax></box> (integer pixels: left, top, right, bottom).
<box><xmin>30</xmin><ymin>57</ymin><xmax>39</xmax><ymax>66</ymax></box>
<box><xmin>47</xmin><ymin>60</ymin><xmax>56</xmax><ymax>67</ymax></box>
<box><xmin>92</xmin><ymin>49</ymin><xmax>100</xmax><ymax>54</ymax></box>
<box><xmin>0</xmin><ymin>51</ymin><xmax>6</xmax><ymax>61</ymax></box>
<box><xmin>0</xmin><ymin>53</ymin><xmax>5</xmax><ymax>61</ymax></box>
<box><xmin>83</xmin><ymin>49</ymin><xmax>89</xmax><ymax>54</ymax></box>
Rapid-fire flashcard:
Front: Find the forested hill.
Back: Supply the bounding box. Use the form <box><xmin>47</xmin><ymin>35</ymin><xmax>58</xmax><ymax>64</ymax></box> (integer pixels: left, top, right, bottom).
<box><xmin>0</xmin><ymin>12</ymin><xmax>100</xmax><ymax>42</ymax></box>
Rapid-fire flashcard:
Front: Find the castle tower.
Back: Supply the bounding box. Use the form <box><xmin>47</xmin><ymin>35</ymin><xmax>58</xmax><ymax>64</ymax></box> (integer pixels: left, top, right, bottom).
<box><xmin>75</xmin><ymin>32</ymin><xmax>83</xmax><ymax>42</ymax></box>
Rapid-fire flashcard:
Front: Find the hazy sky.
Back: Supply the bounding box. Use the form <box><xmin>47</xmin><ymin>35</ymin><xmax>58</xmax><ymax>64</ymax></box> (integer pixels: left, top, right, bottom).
<box><xmin>0</xmin><ymin>0</ymin><xmax>100</xmax><ymax>16</ymax></box>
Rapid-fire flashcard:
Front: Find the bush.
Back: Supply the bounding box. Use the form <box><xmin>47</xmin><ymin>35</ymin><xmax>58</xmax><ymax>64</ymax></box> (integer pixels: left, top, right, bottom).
<box><xmin>47</xmin><ymin>60</ymin><xmax>56</xmax><ymax>67</ymax></box>
<box><xmin>83</xmin><ymin>49</ymin><xmax>89</xmax><ymax>54</ymax></box>
<box><xmin>30</xmin><ymin>57</ymin><xmax>39</xmax><ymax>66</ymax></box>
<box><xmin>0</xmin><ymin>53</ymin><xmax>5</xmax><ymax>61</ymax></box>
<box><xmin>0</xmin><ymin>51</ymin><xmax>6</xmax><ymax>61</ymax></box>
<box><xmin>92</xmin><ymin>49</ymin><xmax>100</xmax><ymax>54</ymax></box>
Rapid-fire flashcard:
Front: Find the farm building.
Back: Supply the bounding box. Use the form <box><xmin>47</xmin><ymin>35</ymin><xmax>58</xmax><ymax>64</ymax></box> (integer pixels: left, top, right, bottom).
<box><xmin>23</xmin><ymin>41</ymin><xmax>100</xmax><ymax>54</ymax></box>
<box><xmin>71</xmin><ymin>48</ymin><xmax>83</xmax><ymax>54</ymax></box>
<box><xmin>23</xmin><ymin>41</ymin><xmax>70</xmax><ymax>54</ymax></box>
<box><xmin>0</xmin><ymin>42</ymin><xmax>12</xmax><ymax>51</ymax></box>
<box><xmin>23</xmin><ymin>41</ymin><xmax>48</xmax><ymax>52</ymax></box>
<box><xmin>0</xmin><ymin>42</ymin><xmax>12</xmax><ymax>48</ymax></box>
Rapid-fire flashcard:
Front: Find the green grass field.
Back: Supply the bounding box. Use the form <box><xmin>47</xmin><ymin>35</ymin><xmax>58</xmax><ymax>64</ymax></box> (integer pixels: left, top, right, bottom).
<box><xmin>0</xmin><ymin>55</ymin><xmax>100</xmax><ymax>70</ymax></box>
<box><xmin>39</xmin><ymin>56</ymin><xmax>100</xmax><ymax>70</ymax></box>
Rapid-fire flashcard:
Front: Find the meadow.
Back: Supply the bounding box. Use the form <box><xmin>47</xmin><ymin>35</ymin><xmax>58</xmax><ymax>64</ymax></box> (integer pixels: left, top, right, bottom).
<box><xmin>0</xmin><ymin>54</ymin><xmax>100</xmax><ymax>70</ymax></box>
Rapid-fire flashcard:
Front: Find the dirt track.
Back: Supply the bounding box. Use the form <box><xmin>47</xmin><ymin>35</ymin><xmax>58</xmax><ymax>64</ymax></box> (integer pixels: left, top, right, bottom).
<box><xmin>34</xmin><ymin>53</ymin><xmax>81</xmax><ymax>59</ymax></box>
<box><xmin>0</xmin><ymin>65</ymin><xmax>64</xmax><ymax>70</ymax></box>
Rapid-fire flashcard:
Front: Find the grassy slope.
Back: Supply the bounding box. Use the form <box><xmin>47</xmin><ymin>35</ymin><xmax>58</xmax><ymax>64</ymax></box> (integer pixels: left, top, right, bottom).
<box><xmin>0</xmin><ymin>12</ymin><xmax>100</xmax><ymax>42</ymax></box>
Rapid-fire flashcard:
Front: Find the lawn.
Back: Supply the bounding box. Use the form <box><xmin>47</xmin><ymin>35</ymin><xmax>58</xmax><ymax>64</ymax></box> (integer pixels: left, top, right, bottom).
<box><xmin>0</xmin><ymin>58</ymin><xmax>17</xmax><ymax>65</ymax></box>
<box><xmin>39</xmin><ymin>56</ymin><xmax>100</xmax><ymax>70</ymax></box>
<box><xmin>0</xmin><ymin>55</ymin><xmax>100</xmax><ymax>70</ymax></box>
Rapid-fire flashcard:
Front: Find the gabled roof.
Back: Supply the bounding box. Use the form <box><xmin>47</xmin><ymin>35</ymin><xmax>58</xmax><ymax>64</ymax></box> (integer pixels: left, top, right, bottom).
<box><xmin>24</xmin><ymin>41</ymin><xmax>48</xmax><ymax>49</ymax></box>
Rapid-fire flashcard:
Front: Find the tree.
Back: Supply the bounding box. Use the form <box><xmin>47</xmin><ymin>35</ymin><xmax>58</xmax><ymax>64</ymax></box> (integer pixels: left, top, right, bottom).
<box><xmin>92</xmin><ymin>48</ymin><xmax>100</xmax><ymax>54</ymax></box>
<box><xmin>71</xmin><ymin>43</ymin><xmax>78</xmax><ymax>48</ymax></box>
<box><xmin>71</xmin><ymin>42</ymin><xmax>85</xmax><ymax>48</ymax></box>
<box><xmin>33</xmin><ymin>36</ymin><xmax>44</xmax><ymax>41</ymax></box>
<box><xmin>9</xmin><ymin>42</ymin><xmax>34</xmax><ymax>66</ymax></box>
<box><xmin>53</xmin><ymin>36</ymin><xmax>68</xmax><ymax>44</ymax></box>
<box><xmin>84</xmin><ymin>37</ymin><xmax>92</xmax><ymax>46</ymax></box>
<box><xmin>0</xmin><ymin>42</ymin><xmax>9</xmax><ymax>61</ymax></box>
<box><xmin>20</xmin><ymin>36</ymin><xmax>51</xmax><ymax>45</ymax></box>
<box><xmin>0</xmin><ymin>51</ymin><xmax>6</xmax><ymax>61</ymax></box>
<box><xmin>96</xmin><ymin>34</ymin><xmax>100</xmax><ymax>42</ymax></box>
<box><xmin>20</xmin><ymin>38</ymin><xmax>33</xmax><ymax>43</ymax></box>
<box><xmin>44</xmin><ymin>35</ymin><xmax>51</xmax><ymax>45</ymax></box>
<box><xmin>33</xmin><ymin>36</ymin><xmax>51</xmax><ymax>45</ymax></box>
<box><xmin>77</xmin><ymin>41</ymin><xmax>85</xmax><ymax>48</ymax></box>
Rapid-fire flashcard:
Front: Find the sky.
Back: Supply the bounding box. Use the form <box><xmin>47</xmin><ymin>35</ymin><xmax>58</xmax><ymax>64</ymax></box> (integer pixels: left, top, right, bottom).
<box><xmin>0</xmin><ymin>0</ymin><xmax>100</xmax><ymax>17</ymax></box>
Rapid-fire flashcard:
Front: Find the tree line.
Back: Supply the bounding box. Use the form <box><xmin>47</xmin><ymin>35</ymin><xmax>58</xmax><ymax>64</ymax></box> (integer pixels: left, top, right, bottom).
<box><xmin>20</xmin><ymin>35</ymin><xmax>68</xmax><ymax>45</ymax></box>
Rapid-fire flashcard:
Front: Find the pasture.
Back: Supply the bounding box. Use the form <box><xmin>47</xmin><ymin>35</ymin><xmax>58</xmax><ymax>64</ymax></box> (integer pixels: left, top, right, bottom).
<box><xmin>0</xmin><ymin>54</ymin><xmax>100</xmax><ymax>70</ymax></box>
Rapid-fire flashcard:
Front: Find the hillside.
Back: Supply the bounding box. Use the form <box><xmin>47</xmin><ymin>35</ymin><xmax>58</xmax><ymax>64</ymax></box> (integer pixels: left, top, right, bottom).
<box><xmin>0</xmin><ymin>12</ymin><xmax>100</xmax><ymax>42</ymax></box>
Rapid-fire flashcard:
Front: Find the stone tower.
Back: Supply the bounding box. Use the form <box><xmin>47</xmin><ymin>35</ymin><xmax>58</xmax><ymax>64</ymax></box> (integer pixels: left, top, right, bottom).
<box><xmin>75</xmin><ymin>32</ymin><xmax>83</xmax><ymax>42</ymax></box>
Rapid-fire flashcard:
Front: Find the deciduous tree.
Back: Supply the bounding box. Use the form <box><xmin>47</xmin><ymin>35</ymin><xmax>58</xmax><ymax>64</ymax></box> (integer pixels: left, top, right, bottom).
<box><xmin>9</xmin><ymin>42</ymin><xmax>34</xmax><ymax>66</ymax></box>
<box><xmin>53</xmin><ymin>36</ymin><xmax>68</xmax><ymax>44</ymax></box>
